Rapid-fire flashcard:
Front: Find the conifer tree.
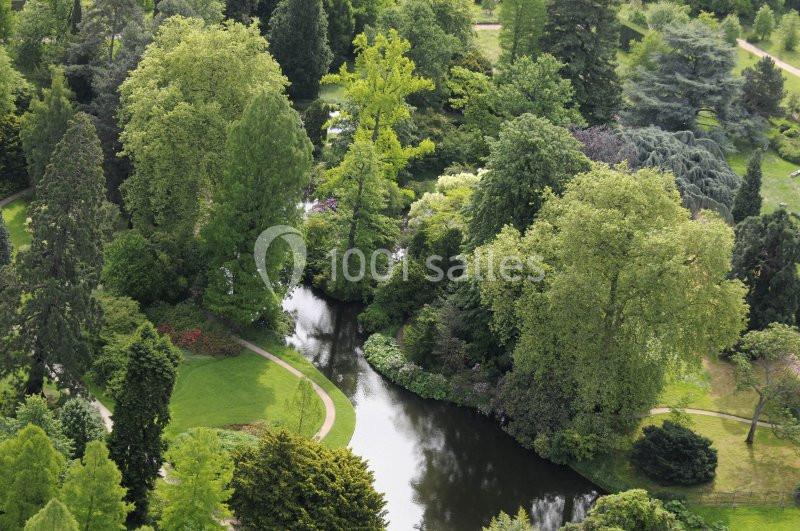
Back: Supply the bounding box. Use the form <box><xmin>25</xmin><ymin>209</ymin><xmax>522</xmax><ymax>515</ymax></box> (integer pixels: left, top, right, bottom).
<box><xmin>0</xmin><ymin>214</ymin><xmax>10</xmax><ymax>267</ymax></box>
<box><xmin>20</xmin><ymin>112</ymin><xmax>108</xmax><ymax>394</ymax></box>
<box><xmin>742</xmin><ymin>56</ymin><xmax>785</xmax><ymax>118</ymax></box>
<box><xmin>24</xmin><ymin>499</ymin><xmax>79</xmax><ymax>531</ymax></box>
<box><xmin>498</xmin><ymin>0</ymin><xmax>546</xmax><ymax>62</ymax></box>
<box><xmin>731</xmin><ymin>150</ymin><xmax>763</xmax><ymax>223</ymax></box>
<box><xmin>107</xmin><ymin>323</ymin><xmax>180</xmax><ymax>526</ymax></box>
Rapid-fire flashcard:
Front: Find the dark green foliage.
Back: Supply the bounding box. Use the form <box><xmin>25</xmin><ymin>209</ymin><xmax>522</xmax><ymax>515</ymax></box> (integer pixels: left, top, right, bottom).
<box><xmin>742</xmin><ymin>56</ymin><xmax>786</xmax><ymax>118</ymax></box>
<box><xmin>90</xmin><ymin>291</ymin><xmax>148</xmax><ymax>391</ymax></box>
<box><xmin>20</xmin><ymin>113</ymin><xmax>108</xmax><ymax>394</ymax></box>
<box><xmin>403</xmin><ymin>304</ymin><xmax>438</xmax><ymax>366</ymax></box>
<box><xmin>302</xmin><ymin>98</ymin><xmax>331</xmax><ymax>157</ymax></box>
<box><xmin>225</xmin><ymin>0</ymin><xmax>258</xmax><ymax>22</ymax></box>
<box><xmin>631</xmin><ymin>421</ymin><xmax>718</xmax><ymax>485</ymax></box>
<box><xmin>325</xmin><ymin>0</ymin><xmax>355</xmax><ymax>67</ymax></box>
<box><xmin>467</xmin><ymin>113</ymin><xmax>590</xmax><ymax>247</ymax></box>
<box><xmin>0</xmin><ymin>215</ymin><xmax>10</xmax><ymax>267</ymax></box>
<box><xmin>624</xmin><ymin>127</ymin><xmax>740</xmax><ymax>221</ymax></box>
<box><xmin>57</xmin><ymin>398</ymin><xmax>106</xmax><ymax>458</ymax></box>
<box><xmin>539</xmin><ymin>0</ymin><xmax>621</xmax><ymax>124</ymax></box>
<box><xmin>102</xmin><ymin>230</ymin><xmax>176</xmax><ymax>306</ymax></box>
<box><xmin>623</xmin><ymin>21</ymin><xmax>741</xmax><ymax>133</ymax></box>
<box><xmin>731</xmin><ymin>209</ymin><xmax>800</xmax><ymax>330</ymax></box>
<box><xmin>268</xmin><ymin>0</ymin><xmax>332</xmax><ymax>100</ymax></box>
<box><xmin>771</xmin><ymin>119</ymin><xmax>800</xmax><ymax>164</ymax></box>
<box><xmin>230</xmin><ymin>429</ymin><xmax>387</xmax><ymax>530</ymax></box>
<box><xmin>0</xmin><ymin>115</ymin><xmax>27</xmax><ymax>198</ymax></box>
<box><xmin>731</xmin><ymin>150</ymin><xmax>763</xmax><ymax>223</ymax></box>
<box><xmin>359</xmin><ymin>259</ymin><xmax>435</xmax><ymax>333</ymax></box>
<box><xmin>254</xmin><ymin>0</ymin><xmax>280</xmax><ymax>32</ymax></box>
<box><xmin>107</xmin><ymin>323</ymin><xmax>180</xmax><ymax>526</ymax></box>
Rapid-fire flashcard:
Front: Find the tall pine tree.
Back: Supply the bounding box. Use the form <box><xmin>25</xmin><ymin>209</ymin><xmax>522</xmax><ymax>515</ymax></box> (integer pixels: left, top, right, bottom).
<box><xmin>107</xmin><ymin>323</ymin><xmax>180</xmax><ymax>526</ymax></box>
<box><xmin>20</xmin><ymin>112</ymin><xmax>108</xmax><ymax>394</ymax></box>
<box><xmin>539</xmin><ymin>0</ymin><xmax>621</xmax><ymax>125</ymax></box>
<box><xmin>731</xmin><ymin>150</ymin><xmax>763</xmax><ymax>223</ymax></box>
<box><xmin>498</xmin><ymin>0</ymin><xmax>546</xmax><ymax>62</ymax></box>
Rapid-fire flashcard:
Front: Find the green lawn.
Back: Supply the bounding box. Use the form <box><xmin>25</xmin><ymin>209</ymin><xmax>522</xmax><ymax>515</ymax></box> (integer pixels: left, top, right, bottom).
<box><xmin>749</xmin><ymin>37</ymin><xmax>800</xmax><ymax>71</ymax></box>
<box><xmin>734</xmin><ymin>46</ymin><xmax>800</xmax><ymax>99</ymax></box>
<box><xmin>727</xmin><ymin>148</ymin><xmax>800</xmax><ymax>214</ymax></box>
<box><xmin>1</xmin><ymin>196</ymin><xmax>32</xmax><ymax>251</ymax></box>
<box><xmin>692</xmin><ymin>506</ymin><xmax>800</xmax><ymax>531</ymax></box>
<box><xmin>475</xmin><ymin>28</ymin><xmax>501</xmax><ymax>65</ymax></box>
<box><xmin>471</xmin><ymin>3</ymin><xmax>498</xmax><ymax>25</ymax></box>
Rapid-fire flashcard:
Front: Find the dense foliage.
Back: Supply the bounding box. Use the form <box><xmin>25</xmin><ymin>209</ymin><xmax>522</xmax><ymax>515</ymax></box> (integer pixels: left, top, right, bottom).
<box><xmin>632</xmin><ymin>421</ymin><xmax>718</xmax><ymax>485</ymax></box>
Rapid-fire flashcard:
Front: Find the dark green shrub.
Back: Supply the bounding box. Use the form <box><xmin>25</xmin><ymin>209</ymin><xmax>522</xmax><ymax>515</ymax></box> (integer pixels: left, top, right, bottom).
<box><xmin>632</xmin><ymin>421</ymin><xmax>717</xmax><ymax>485</ymax></box>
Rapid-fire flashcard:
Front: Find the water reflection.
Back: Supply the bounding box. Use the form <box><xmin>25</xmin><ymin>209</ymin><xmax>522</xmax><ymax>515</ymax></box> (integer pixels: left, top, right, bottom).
<box><xmin>283</xmin><ymin>286</ymin><xmax>598</xmax><ymax>530</ymax></box>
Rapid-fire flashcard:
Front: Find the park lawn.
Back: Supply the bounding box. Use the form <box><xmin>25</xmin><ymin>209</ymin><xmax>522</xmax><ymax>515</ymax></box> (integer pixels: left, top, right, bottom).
<box><xmin>471</xmin><ymin>3</ymin><xmax>498</xmax><ymax>25</ymax></box>
<box><xmin>727</xmin><ymin>148</ymin><xmax>800</xmax><ymax>214</ymax></box>
<box><xmin>734</xmin><ymin>46</ymin><xmax>800</xmax><ymax>99</ymax></box>
<box><xmin>572</xmin><ymin>414</ymin><xmax>800</xmax><ymax>503</ymax></box>
<box><xmin>319</xmin><ymin>82</ymin><xmax>346</xmax><ymax>105</ymax></box>
<box><xmin>475</xmin><ymin>27</ymin><xmax>501</xmax><ymax>65</ymax></box>
<box><xmin>749</xmin><ymin>37</ymin><xmax>800</xmax><ymax>71</ymax></box>
<box><xmin>691</xmin><ymin>505</ymin><xmax>800</xmax><ymax>530</ymax></box>
<box><xmin>245</xmin><ymin>330</ymin><xmax>357</xmax><ymax>449</ymax></box>
<box><xmin>1</xmin><ymin>196</ymin><xmax>32</xmax><ymax>251</ymax></box>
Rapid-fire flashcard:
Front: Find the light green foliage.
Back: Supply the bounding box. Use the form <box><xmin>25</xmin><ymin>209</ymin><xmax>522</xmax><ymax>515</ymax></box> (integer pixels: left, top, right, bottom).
<box><xmin>101</xmin><ymin>230</ymin><xmax>176</xmax><ymax>306</ymax></box>
<box><xmin>323</xmin><ymin>30</ymin><xmax>434</xmax><ymax>179</ymax></box>
<box><xmin>781</xmin><ymin>10</ymin><xmax>800</xmax><ymax>51</ymax></box>
<box><xmin>721</xmin><ymin>13</ymin><xmax>741</xmax><ymax>45</ymax></box>
<box><xmin>60</xmin><ymin>441</ymin><xmax>131</xmax><ymax>531</ymax></box>
<box><xmin>697</xmin><ymin>11</ymin><xmax>719</xmax><ymax>31</ymax></box>
<box><xmin>0</xmin><ymin>424</ymin><xmax>66</xmax><ymax>530</ymax></box>
<box><xmin>733</xmin><ymin>323</ymin><xmax>800</xmax><ymax>445</ymax></box>
<box><xmin>156</xmin><ymin>428</ymin><xmax>233</xmax><ymax>531</ymax></box>
<box><xmin>202</xmin><ymin>88</ymin><xmax>311</xmax><ymax>327</ymax></box>
<box><xmin>498</xmin><ymin>0</ymin><xmax>546</xmax><ymax>62</ymax></box>
<box><xmin>155</xmin><ymin>0</ymin><xmax>224</xmax><ymax>24</ymax></box>
<box><xmin>0</xmin><ymin>0</ymin><xmax>14</xmax><ymax>41</ymax></box>
<box><xmin>753</xmin><ymin>4</ymin><xmax>776</xmax><ymax>41</ymax></box>
<box><xmin>1</xmin><ymin>395</ymin><xmax>74</xmax><ymax>457</ymax></box>
<box><xmin>646</xmin><ymin>1</ymin><xmax>690</xmax><ymax>31</ymax></box>
<box><xmin>286</xmin><ymin>378</ymin><xmax>324</xmax><ymax>435</ymax></box>
<box><xmin>623</xmin><ymin>30</ymin><xmax>667</xmax><ymax>78</ymax></box>
<box><xmin>364</xmin><ymin>333</ymin><xmax>452</xmax><ymax>400</ymax></box>
<box><xmin>18</xmin><ymin>67</ymin><xmax>74</xmax><ymax>186</ymax></box>
<box><xmin>119</xmin><ymin>16</ymin><xmax>286</xmax><ymax>238</ymax></box>
<box><xmin>0</xmin><ymin>46</ymin><xmax>25</xmax><ymax>118</ymax></box>
<box><xmin>483</xmin><ymin>508</ymin><xmax>530</xmax><ymax>531</ymax></box>
<box><xmin>562</xmin><ymin>489</ymin><xmax>679</xmax><ymax>530</ymax></box>
<box><xmin>11</xmin><ymin>0</ymin><xmax>72</xmax><ymax>83</ymax></box>
<box><xmin>24</xmin><ymin>499</ymin><xmax>78</xmax><ymax>531</ymax></box>
<box><xmin>479</xmin><ymin>166</ymin><xmax>747</xmax><ymax>457</ymax></box>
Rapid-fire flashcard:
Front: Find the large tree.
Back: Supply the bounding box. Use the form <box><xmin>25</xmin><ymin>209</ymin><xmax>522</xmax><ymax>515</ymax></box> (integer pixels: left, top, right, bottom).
<box><xmin>268</xmin><ymin>0</ymin><xmax>332</xmax><ymax>100</ymax></box>
<box><xmin>731</xmin><ymin>150</ymin><xmax>763</xmax><ymax>223</ymax></box>
<box><xmin>498</xmin><ymin>0</ymin><xmax>546</xmax><ymax>62</ymax></box>
<box><xmin>20</xmin><ymin>112</ymin><xmax>108</xmax><ymax>394</ymax></box>
<box><xmin>466</xmin><ymin>113</ymin><xmax>590</xmax><ymax>247</ymax></box>
<box><xmin>24</xmin><ymin>499</ymin><xmax>79</xmax><ymax>531</ymax></box>
<box><xmin>623</xmin><ymin>21</ymin><xmax>741</xmax><ymax>133</ymax></box>
<box><xmin>19</xmin><ymin>67</ymin><xmax>75</xmax><ymax>186</ymax></box>
<box><xmin>202</xmin><ymin>89</ymin><xmax>312</xmax><ymax>327</ymax></box>
<box><xmin>731</xmin><ymin>209</ymin><xmax>800</xmax><ymax>330</ymax></box>
<box><xmin>481</xmin><ymin>165</ymin><xmax>747</xmax><ymax>460</ymax></box>
<box><xmin>10</xmin><ymin>0</ymin><xmax>72</xmax><ymax>83</ymax></box>
<box><xmin>325</xmin><ymin>0</ymin><xmax>355</xmax><ymax>67</ymax></box>
<box><xmin>539</xmin><ymin>0</ymin><xmax>621</xmax><ymax>124</ymax></box>
<box><xmin>107</xmin><ymin>323</ymin><xmax>180</xmax><ymax>526</ymax></box>
<box><xmin>742</xmin><ymin>56</ymin><xmax>785</xmax><ymax>118</ymax></box>
<box><xmin>0</xmin><ymin>46</ymin><xmax>25</xmax><ymax>118</ymax></box>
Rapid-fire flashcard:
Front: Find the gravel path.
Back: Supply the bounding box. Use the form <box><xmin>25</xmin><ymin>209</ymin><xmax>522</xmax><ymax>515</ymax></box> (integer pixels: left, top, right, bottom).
<box><xmin>0</xmin><ymin>187</ymin><xmax>33</xmax><ymax>209</ymax></box>
<box><xmin>649</xmin><ymin>407</ymin><xmax>775</xmax><ymax>428</ymax></box>
<box><xmin>737</xmin><ymin>39</ymin><xmax>800</xmax><ymax>78</ymax></box>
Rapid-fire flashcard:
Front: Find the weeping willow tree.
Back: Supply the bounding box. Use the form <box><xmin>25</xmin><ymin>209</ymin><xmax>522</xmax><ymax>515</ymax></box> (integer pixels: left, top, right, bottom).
<box><xmin>624</xmin><ymin>127</ymin><xmax>740</xmax><ymax>222</ymax></box>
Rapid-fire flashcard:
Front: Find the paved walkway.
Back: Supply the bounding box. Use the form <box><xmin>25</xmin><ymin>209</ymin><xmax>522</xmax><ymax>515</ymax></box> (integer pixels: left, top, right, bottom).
<box><xmin>93</xmin><ymin>399</ymin><xmax>114</xmax><ymax>432</ymax></box>
<box><xmin>233</xmin><ymin>337</ymin><xmax>336</xmax><ymax>441</ymax></box>
<box><xmin>737</xmin><ymin>39</ymin><xmax>800</xmax><ymax>78</ymax></box>
<box><xmin>474</xmin><ymin>22</ymin><xmax>500</xmax><ymax>30</ymax></box>
<box><xmin>649</xmin><ymin>407</ymin><xmax>775</xmax><ymax>428</ymax></box>
<box><xmin>0</xmin><ymin>187</ymin><xmax>32</xmax><ymax>209</ymax></box>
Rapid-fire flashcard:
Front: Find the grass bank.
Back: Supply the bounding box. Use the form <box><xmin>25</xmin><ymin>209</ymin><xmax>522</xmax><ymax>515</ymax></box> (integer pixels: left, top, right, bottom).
<box><xmin>1</xmin><ymin>196</ymin><xmax>31</xmax><ymax>251</ymax></box>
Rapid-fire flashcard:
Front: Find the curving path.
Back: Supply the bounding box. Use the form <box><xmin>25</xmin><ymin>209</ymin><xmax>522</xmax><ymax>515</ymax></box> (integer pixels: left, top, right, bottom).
<box><xmin>737</xmin><ymin>39</ymin><xmax>800</xmax><ymax>79</ymax></box>
<box><xmin>649</xmin><ymin>407</ymin><xmax>775</xmax><ymax>428</ymax></box>
<box><xmin>233</xmin><ymin>336</ymin><xmax>336</xmax><ymax>441</ymax></box>
<box><xmin>0</xmin><ymin>187</ymin><xmax>32</xmax><ymax>209</ymax></box>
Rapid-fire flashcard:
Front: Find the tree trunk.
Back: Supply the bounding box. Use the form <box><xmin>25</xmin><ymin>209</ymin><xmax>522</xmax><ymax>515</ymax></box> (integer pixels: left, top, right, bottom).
<box><xmin>746</xmin><ymin>395</ymin><xmax>767</xmax><ymax>445</ymax></box>
<box><xmin>25</xmin><ymin>358</ymin><xmax>45</xmax><ymax>395</ymax></box>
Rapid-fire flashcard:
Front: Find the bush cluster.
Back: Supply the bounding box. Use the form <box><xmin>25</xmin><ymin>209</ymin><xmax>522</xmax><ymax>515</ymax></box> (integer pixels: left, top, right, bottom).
<box><xmin>148</xmin><ymin>301</ymin><xmax>240</xmax><ymax>357</ymax></box>
<box><xmin>363</xmin><ymin>334</ymin><xmax>452</xmax><ymax>400</ymax></box>
<box><xmin>631</xmin><ymin>421</ymin><xmax>718</xmax><ymax>485</ymax></box>
<box><xmin>770</xmin><ymin>119</ymin><xmax>800</xmax><ymax>163</ymax></box>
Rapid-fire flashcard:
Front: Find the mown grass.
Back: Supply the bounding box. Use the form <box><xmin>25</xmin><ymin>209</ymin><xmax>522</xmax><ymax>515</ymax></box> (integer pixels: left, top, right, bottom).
<box><xmin>470</xmin><ymin>3</ymin><xmax>498</xmax><ymax>25</ymax></box>
<box><xmin>727</xmin><ymin>148</ymin><xmax>800</xmax><ymax>214</ymax></box>
<box><xmin>749</xmin><ymin>37</ymin><xmax>800</xmax><ymax>70</ymax></box>
<box><xmin>691</xmin><ymin>505</ymin><xmax>800</xmax><ymax>530</ymax></box>
<box><xmin>1</xmin><ymin>196</ymin><xmax>32</xmax><ymax>251</ymax></box>
<box><xmin>474</xmin><ymin>27</ymin><xmax>501</xmax><ymax>65</ymax></box>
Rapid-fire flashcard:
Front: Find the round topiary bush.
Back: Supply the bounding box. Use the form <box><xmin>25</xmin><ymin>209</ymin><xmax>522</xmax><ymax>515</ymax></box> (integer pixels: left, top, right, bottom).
<box><xmin>631</xmin><ymin>421</ymin><xmax>717</xmax><ymax>485</ymax></box>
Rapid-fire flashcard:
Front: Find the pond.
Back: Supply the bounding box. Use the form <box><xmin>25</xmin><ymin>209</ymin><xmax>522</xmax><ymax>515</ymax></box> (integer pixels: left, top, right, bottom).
<box><xmin>284</xmin><ymin>285</ymin><xmax>599</xmax><ymax>531</ymax></box>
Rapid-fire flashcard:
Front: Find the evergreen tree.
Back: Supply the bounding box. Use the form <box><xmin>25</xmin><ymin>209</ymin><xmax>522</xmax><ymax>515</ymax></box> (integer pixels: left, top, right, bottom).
<box><xmin>539</xmin><ymin>0</ymin><xmax>621</xmax><ymax>124</ymax></box>
<box><xmin>753</xmin><ymin>4</ymin><xmax>775</xmax><ymax>41</ymax></box>
<box><xmin>60</xmin><ymin>440</ymin><xmax>131</xmax><ymax>531</ymax></box>
<box><xmin>0</xmin><ymin>214</ymin><xmax>10</xmax><ymax>267</ymax></box>
<box><xmin>742</xmin><ymin>56</ymin><xmax>785</xmax><ymax>118</ymax></box>
<box><xmin>268</xmin><ymin>0</ymin><xmax>332</xmax><ymax>100</ymax></box>
<box><xmin>498</xmin><ymin>0</ymin><xmax>546</xmax><ymax>62</ymax></box>
<box><xmin>57</xmin><ymin>397</ymin><xmax>106</xmax><ymax>458</ymax></box>
<box><xmin>20</xmin><ymin>113</ymin><xmax>108</xmax><ymax>395</ymax></box>
<box><xmin>731</xmin><ymin>150</ymin><xmax>763</xmax><ymax>223</ymax></box>
<box><xmin>107</xmin><ymin>323</ymin><xmax>180</xmax><ymax>526</ymax></box>
<box><xmin>731</xmin><ymin>209</ymin><xmax>800</xmax><ymax>330</ymax></box>
<box><xmin>202</xmin><ymin>89</ymin><xmax>312</xmax><ymax>327</ymax></box>
<box><xmin>325</xmin><ymin>0</ymin><xmax>355</xmax><ymax>67</ymax></box>
<box><xmin>0</xmin><ymin>115</ymin><xmax>28</xmax><ymax>196</ymax></box>
<box><xmin>0</xmin><ymin>424</ymin><xmax>66</xmax><ymax>529</ymax></box>
<box><xmin>156</xmin><ymin>428</ymin><xmax>233</xmax><ymax>530</ymax></box>
<box><xmin>18</xmin><ymin>68</ymin><xmax>75</xmax><ymax>186</ymax></box>
<box><xmin>24</xmin><ymin>499</ymin><xmax>79</xmax><ymax>531</ymax></box>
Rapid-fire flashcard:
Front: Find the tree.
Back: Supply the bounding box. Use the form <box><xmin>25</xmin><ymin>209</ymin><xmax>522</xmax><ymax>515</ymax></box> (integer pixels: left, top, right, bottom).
<box><xmin>731</xmin><ymin>150</ymin><xmax>763</xmax><ymax>223</ymax></box>
<box><xmin>731</xmin><ymin>209</ymin><xmax>800</xmax><ymax>330</ymax></box>
<box><xmin>481</xmin><ymin>165</ymin><xmax>747</xmax><ymax>459</ymax></box>
<box><xmin>119</xmin><ymin>17</ymin><xmax>286</xmax><ymax>239</ymax></box>
<box><xmin>623</xmin><ymin>22</ymin><xmax>740</xmax><ymax>133</ymax></box>
<box><xmin>156</xmin><ymin>428</ymin><xmax>233</xmax><ymax>530</ymax></box>
<box><xmin>742</xmin><ymin>56</ymin><xmax>785</xmax><ymax>118</ymax></box>
<box><xmin>2</xmin><ymin>394</ymin><xmax>74</xmax><ymax>457</ymax></box>
<box><xmin>0</xmin><ymin>215</ymin><xmax>10</xmax><ymax>267</ymax></box>
<box><xmin>155</xmin><ymin>0</ymin><xmax>226</xmax><ymax>24</ymax></box>
<box><xmin>0</xmin><ymin>0</ymin><xmax>13</xmax><ymax>41</ymax></box>
<box><xmin>733</xmin><ymin>323</ymin><xmax>800</xmax><ymax>445</ymax></box>
<box><xmin>19</xmin><ymin>67</ymin><xmax>75</xmax><ymax>186</ymax></box>
<box><xmin>631</xmin><ymin>421</ymin><xmax>717</xmax><ymax>485</ymax></box>
<box><xmin>539</xmin><ymin>0</ymin><xmax>621</xmax><ymax>124</ymax></box>
<box><xmin>563</xmin><ymin>490</ymin><xmax>679</xmax><ymax>530</ymax></box>
<box><xmin>268</xmin><ymin>0</ymin><xmax>331</xmax><ymax>100</ymax></box>
<box><xmin>0</xmin><ymin>46</ymin><xmax>25</xmax><ymax>118</ymax></box>
<box><xmin>781</xmin><ymin>10</ymin><xmax>800</xmax><ymax>51</ymax></box>
<box><xmin>20</xmin><ymin>113</ymin><xmax>108</xmax><ymax>395</ymax></box>
<box><xmin>497</xmin><ymin>0</ymin><xmax>546</xmax><ymax>63</ymax></box>
<box><xmin>325</xmin><ymin>0</ymin><xmax>355</xmax><ymax>67</ymax></box>
<box><xmin>10</xmin><ymin>0</ymin><xmax>72</xmax><ymax>83</ymax></box>
<box><xmin>60</xmin><ymin>440</ymin><xmax>131</xmax><ymax>531</ymax></box>
<box><xmin>323</xmin><ymin>30</ymin><xmax>434</xmax><ymax>179</ymax></box>
<box><xmin>466</xmin><ymin>113</ymin><xmax>590</xmax><ymax>247</ymax></box>
<box><xmin>107</xmin><ymin>323</ymin><xmax>180</xmax><ymax>526</ymax></box>
<box><xmin>0</xmin><ymin>424</ymin><xmax>65</xmax><ymax>529</ymax></box>
<box><xmin>721</xmin><ymin>13</ymin><xmax>741</xmax><ymax>45</ymax></box>
<box><xmin>202</xmin><ymin>89</ymin><xmax>311</xmax><ymax>327</ymax></box>
<box><xmin>483</xmin><ymin>508</ymin><xmax>530</xmax><ymax>531</ymax></box>
<box><xmin>57</xmin><ymin>398</ymin><xmax>106</xmax><ymax>458</ymax></box>
<box><xmin>101</xmin><ymin>230</ymin><xmax>176</xmax><ymax>306</ymax></box>
<box><xmin>230</xmin><ymin>429</ymin><xmax>386</xmax><ymax>530</ymax></box>
<box><xmin>753</xmin><ymin>4</ymin><xmax>775</xmax><ymax>41</ymax></box>
<box><xmin>0</xmin><ymin>115</ymin><xmax>28</xmax><ymax>196</ymax></box>
<box><xmin>646</xmin><ymin>1</ymin><xmax>690</xmax><ymax>31</ymax></box>
<box><xmin>571</xmin><ymin>126</ymin><xmax>636</xmax><ymax>166</ymax></box>
<box><xmin>24</xmin><ymin>499</ymin><xmax>78</xmax><ymax>531</ymax></box>
<box><xmin>286</xmin><ymin>378</ymin><xmax>324</xmax><ymax>435</ymax></box>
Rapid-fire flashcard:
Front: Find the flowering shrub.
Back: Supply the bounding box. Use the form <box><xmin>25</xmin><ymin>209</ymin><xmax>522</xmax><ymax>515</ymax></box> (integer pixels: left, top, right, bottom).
<box><xmin>151</xmin><ymin>301</ymin><xmax>240</xmax><ymax>357</ymax></box>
